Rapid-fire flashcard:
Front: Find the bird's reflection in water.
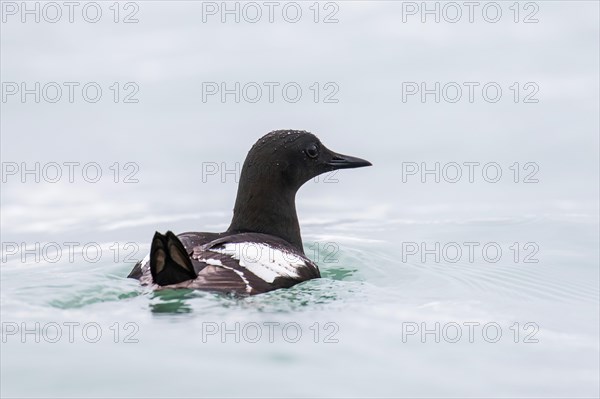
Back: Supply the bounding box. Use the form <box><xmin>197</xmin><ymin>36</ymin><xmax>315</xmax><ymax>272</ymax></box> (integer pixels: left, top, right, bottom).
<box><xmin>149</xmin><ymin>289</ymin><xmax>196</xmax><ymax>314</ymax></box>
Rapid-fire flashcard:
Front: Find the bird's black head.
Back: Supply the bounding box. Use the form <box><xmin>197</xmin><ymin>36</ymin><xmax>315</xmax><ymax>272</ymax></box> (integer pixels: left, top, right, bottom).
<box><xmin>228</xmin><ymin>129</ymin><xmax>371</xmax><ymax>251</ymax></box>
<box><xmin>242</xmin><ymin>130</ymin><xmax>372</xmax><ymax>190</ymax></box>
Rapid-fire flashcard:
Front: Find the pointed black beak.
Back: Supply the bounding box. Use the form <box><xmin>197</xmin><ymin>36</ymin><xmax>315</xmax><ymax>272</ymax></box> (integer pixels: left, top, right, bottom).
<box><xmin>327</xmin><ymin>152</ymin><xmax>372</xmax><ymax>170</ymax></box>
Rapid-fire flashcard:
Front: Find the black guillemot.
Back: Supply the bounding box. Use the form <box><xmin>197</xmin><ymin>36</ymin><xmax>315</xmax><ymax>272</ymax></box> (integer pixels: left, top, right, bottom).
<box><xmin>127</xmin><ymin>129</ymin><xmax>371</xmax><ymax>295</ymax></box>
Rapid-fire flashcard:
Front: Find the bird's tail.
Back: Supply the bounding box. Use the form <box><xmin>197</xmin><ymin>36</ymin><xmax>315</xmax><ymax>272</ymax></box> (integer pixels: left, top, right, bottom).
<box><xmin>150</xmin><ymin>231</ymin><xmax>197</xmax><ymax>286</ymax></box>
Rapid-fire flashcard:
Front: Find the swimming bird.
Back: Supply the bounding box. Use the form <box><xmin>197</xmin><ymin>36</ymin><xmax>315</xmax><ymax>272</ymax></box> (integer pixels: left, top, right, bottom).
<box><xmin>127</xmin><ymin>130</ymin><xmax>371</xmax><ymax>295</ymax></box>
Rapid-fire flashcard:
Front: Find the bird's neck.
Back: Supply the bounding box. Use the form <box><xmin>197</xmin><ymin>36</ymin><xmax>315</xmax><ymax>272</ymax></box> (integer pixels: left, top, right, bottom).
<box><xmin>227</xmin><ymin>180</ymin><xmax>304</xmax><ymax>253</ymax></box>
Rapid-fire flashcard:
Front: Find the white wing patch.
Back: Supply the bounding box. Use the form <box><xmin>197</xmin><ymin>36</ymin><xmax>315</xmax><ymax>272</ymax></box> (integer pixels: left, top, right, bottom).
<box><xmin>197</xmin><ymin>257</ymin><xmax>252</xmax><ymax>293</ymax></box>
<box><xmin>200</xmin><ymin>258</ymin><xmax>224</xmax><ymax>267</ymax></box>
<box><xmin>209</xmin><ymin>242</ymin><xmax>306</xmax><ymax>283</ymax></box>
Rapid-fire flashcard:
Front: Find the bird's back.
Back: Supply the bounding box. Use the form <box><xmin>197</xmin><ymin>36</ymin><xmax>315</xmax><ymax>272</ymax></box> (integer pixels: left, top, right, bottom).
<box><xmin>128</xmin><ymin>231</ymin><xmax>320</xmax><ymax>295</ymax></box>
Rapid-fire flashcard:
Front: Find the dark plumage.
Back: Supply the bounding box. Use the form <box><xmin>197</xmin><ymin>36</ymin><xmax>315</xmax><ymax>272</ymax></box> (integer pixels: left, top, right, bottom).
<box><xmin>128</xmin><ymin>130</ymin><xmax>371</xmax><ymax>295</ymax></box>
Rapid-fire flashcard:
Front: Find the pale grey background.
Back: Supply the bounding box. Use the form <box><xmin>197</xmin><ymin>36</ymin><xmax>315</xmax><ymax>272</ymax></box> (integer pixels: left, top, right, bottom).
<box><xmin>1</xmin><ymin>1</ymin><xmax>599</xmax><ymax>398</ymax></box>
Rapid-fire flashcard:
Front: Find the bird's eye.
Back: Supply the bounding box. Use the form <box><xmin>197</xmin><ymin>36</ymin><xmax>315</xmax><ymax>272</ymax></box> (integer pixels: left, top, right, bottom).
<box><xmin>305</xmin><ymin>144</ymin><xmax>319</xmax><ymax>159</ymax></box>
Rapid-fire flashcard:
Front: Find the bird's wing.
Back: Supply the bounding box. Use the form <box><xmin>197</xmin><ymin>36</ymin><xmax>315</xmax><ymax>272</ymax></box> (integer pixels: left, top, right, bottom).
<box><xmin>190</xmin><ymin>233</ymin><xmax>320</xmax><ymax>294</ymax></box>
<box><xmin>133</xmin><ymin>232</ymin><xmax>320</xmax><ymax>295</ymax></box>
